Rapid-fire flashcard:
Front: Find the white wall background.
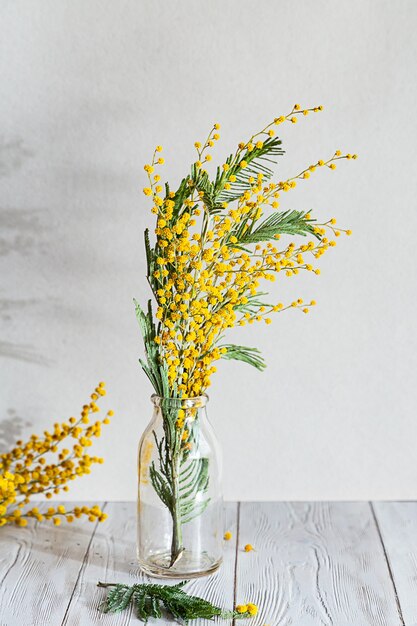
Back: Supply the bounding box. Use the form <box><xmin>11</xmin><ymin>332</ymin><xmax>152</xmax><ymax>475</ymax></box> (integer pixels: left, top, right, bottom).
<box><xmin>1</xmin><ymin>0</ymin><xmax>417</xmax><ymax>501</ymax></box>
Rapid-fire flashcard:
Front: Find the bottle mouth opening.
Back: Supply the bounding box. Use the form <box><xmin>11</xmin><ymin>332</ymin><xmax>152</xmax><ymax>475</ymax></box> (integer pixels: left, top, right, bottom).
<box><xmin>151</xmin><ymin>394</ymin><xmax>208</xmax><ymax>409</ymax></box>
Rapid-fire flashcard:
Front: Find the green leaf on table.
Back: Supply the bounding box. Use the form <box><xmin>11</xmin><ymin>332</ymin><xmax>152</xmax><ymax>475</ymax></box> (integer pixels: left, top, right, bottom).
<box><xmin>98</xmin><ymin>580</ymin><xmax>252</xmax><ymax>622</ymax></box>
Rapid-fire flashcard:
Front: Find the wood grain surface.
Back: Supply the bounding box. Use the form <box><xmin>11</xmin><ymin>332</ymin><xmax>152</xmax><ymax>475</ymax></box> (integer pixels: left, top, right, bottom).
<box><xmin>0</xmin><ymin>502</ymin><xmax>414</xmax><ymax>625</ymax></box>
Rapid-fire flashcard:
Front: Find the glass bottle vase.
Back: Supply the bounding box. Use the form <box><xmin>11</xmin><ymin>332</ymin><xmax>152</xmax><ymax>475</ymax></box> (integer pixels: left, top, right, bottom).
<box><xmin>137</xmin><ymin>394</ymin><xmax>223</xmax><ymax>578</ymax></box>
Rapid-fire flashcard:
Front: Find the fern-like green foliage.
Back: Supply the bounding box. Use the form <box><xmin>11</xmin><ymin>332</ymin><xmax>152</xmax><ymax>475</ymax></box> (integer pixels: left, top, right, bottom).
<box><xmin>179</xmin><ymin>457</ymin><xmax>210</xmax><ymax>523</ymax></box>
<box><xmin>176</xmin><ymin>137</ymin><xmax>285</xmax><ymax>217</ymax></box>
<box><xmin>134</xmin><ymin>299</ymin><xmax>171</xmax><ymax>398</ymax></box>
<box><xmin>144</xmin><ymin>228</ymin><xmax>154</xmax><ymax>279</ymax></box>
<box><xmin>190</xmin><ymin>166</ymin><xmax>224</xmax><ymax>216</ymax></box>
<box><xmin>98</xmin><ymin>580</ymin><xmax>249</xmax><ymax>623</ymax></box>
<box><xmin>233</xmin><ymin>292</ymin><xmax>272</xmax><ymax>315</ymax></box>
<box><xmin>218</xmin><ymin>137</ymin><xmax>284</xmax><ymax>203</ymax></box>
<box><xmin>170</xmin><ymin>176</ymin><xmax>194</xmax><ymax>221</ymax></box>
<box><xmin>150</xmin><ymin>432</ymin><xmax>210</xmax><ymax>525</ymax></box>
<box><xmin>220</xmin><ymin>344</ymin><xmax>266</xmax><ymax>371</ymax></box>
<box><xmin>239</xmin><ymin>209</ymin><xmax>318</xmax><ymax>244</ymax></box>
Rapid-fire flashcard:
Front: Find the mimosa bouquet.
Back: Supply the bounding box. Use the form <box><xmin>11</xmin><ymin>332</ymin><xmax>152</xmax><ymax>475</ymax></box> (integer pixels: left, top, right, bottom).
<box><xmin>136</xmin><ymin>104</ymin><xmax>355</xmax><ymax>572</ymax></box>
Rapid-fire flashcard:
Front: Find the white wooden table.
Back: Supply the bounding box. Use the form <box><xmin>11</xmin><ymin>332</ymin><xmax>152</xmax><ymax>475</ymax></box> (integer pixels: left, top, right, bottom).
<box><xmin>0</xmin><ymin>502</ymin><xmax>416</xmax><ymax>625</ymax></box>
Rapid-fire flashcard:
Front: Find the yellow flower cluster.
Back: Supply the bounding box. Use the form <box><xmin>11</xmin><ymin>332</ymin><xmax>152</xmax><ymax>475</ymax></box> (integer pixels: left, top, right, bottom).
<box><xmin>141</xmin><ymin>104</ymin><xmax>355</xmax><ymax>401</ymax></box>
<box><xmin>0</xmin><ymin>382</ymin><xmax>113</xmax><ymax>527</ymax></box>
<box><xmin>236</xmin><ymin>603</ymin><xmax>258</xmax><ymax>616</ymax></box>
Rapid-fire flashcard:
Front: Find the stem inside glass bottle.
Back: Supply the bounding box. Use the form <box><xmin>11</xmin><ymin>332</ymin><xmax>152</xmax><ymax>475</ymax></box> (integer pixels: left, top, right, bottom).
<box><xmin>151</xmin><ymin>396</ymin><xmax>208</xmax><ymax>568</ymax></box>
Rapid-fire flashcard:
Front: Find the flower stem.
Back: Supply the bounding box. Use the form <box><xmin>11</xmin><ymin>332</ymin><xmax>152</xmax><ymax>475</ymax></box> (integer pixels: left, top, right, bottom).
<box><xmin>169</xmin><ymin>454</ymin><xmax>184</xmax><ymax>566</ymax></box>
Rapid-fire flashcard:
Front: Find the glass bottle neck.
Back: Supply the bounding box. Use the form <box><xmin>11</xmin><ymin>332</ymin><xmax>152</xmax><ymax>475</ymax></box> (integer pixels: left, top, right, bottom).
<box><xmin>151</xmin><ymin>394</ymin><xmax>208</xmax><ymax>410</ymax></box>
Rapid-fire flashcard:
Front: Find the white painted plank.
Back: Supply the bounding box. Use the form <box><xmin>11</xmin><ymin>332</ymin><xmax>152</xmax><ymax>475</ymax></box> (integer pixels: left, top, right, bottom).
<box><xmin>0</xmin><ymin>502</ymin><xmax>102</xmax><ymax>626</ymax></box>
<box><xmin>61</xmin><ymin>501</ymin><xmax>139</xmax><ymax>626</ymax></box>
<box><xmin>235</xmin><ymin>502</ymin><xmax>402</xmax><ymax>626</ymax></box>
<box><xmin>373</xmin><ymin>501</ymin><xmax>417</xmax><ymax>625</ymax></box>
<box><xmin>63</xmin><ymin>501</ymin><xmax>237</xmax><ymax>626</ymax></box>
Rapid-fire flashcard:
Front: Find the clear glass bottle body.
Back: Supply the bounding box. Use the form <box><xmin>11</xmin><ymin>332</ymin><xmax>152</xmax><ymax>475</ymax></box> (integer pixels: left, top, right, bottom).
<box><xmin>137</xmin><ymin>395</ymin><xmax>223</xmax><ymax>578</ymax></box>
